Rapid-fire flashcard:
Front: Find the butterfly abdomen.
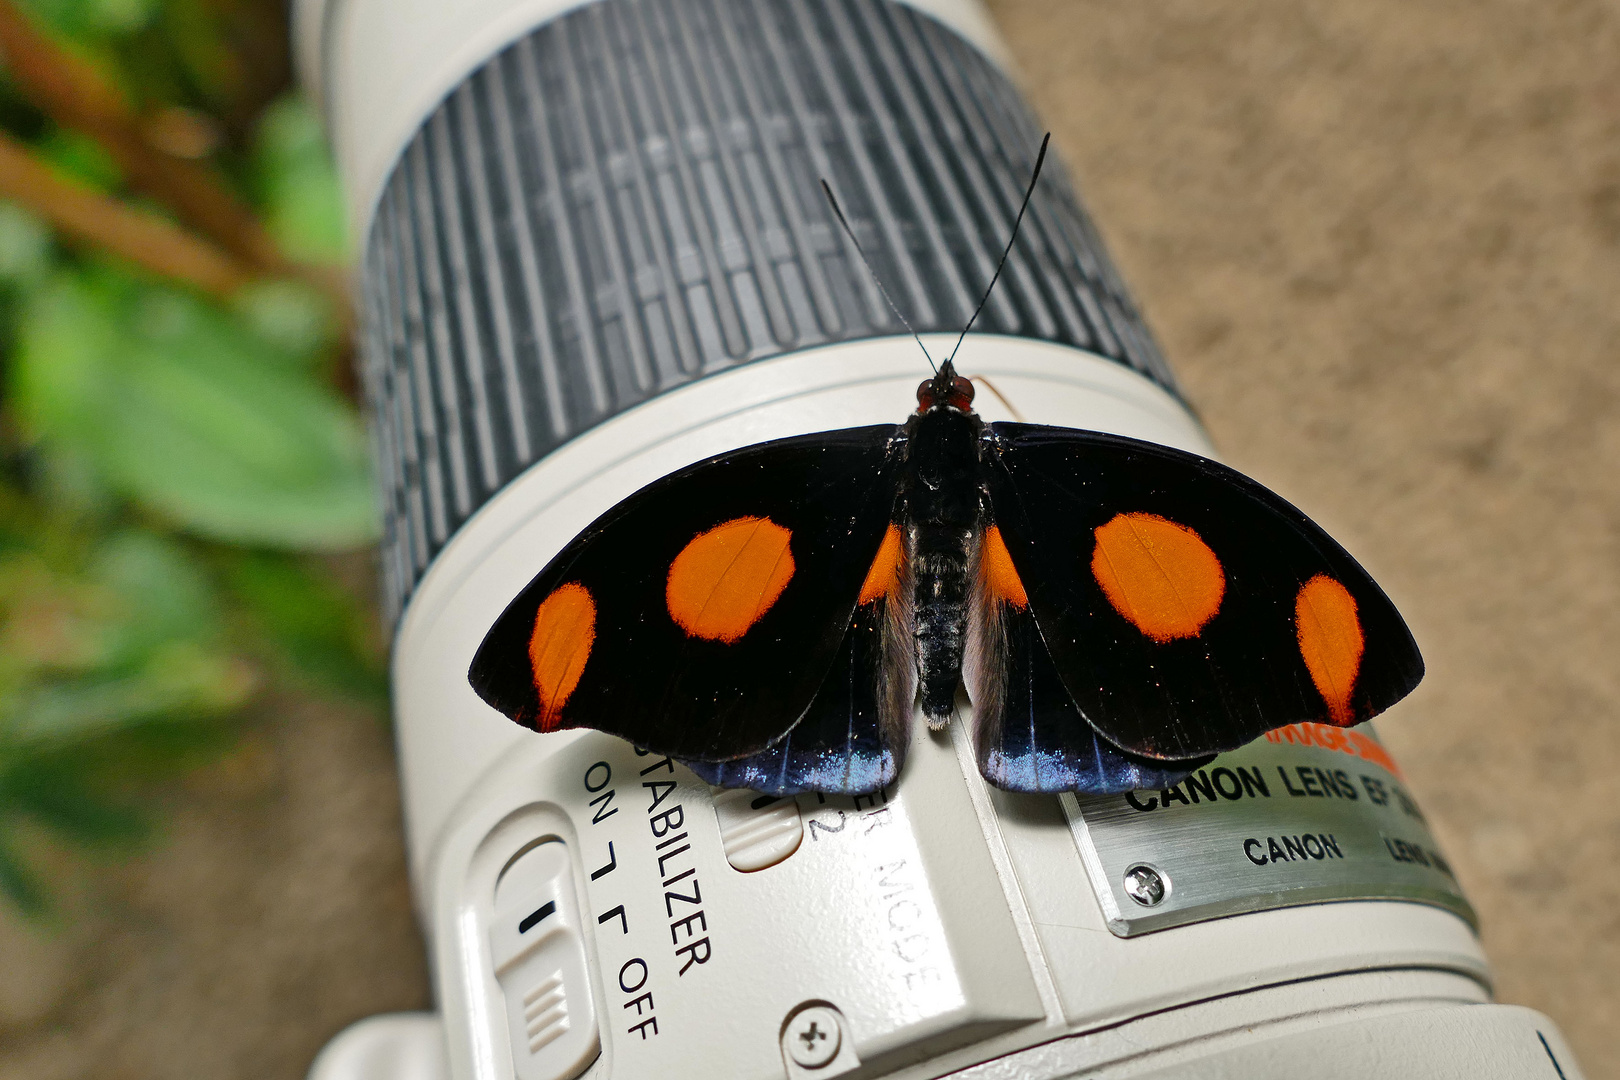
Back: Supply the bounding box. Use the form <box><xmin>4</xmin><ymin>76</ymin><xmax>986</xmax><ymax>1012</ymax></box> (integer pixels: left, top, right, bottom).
<box><xmin>902</xmin><ymin>407</ymin><xmax>987</xmax><ymax>727</ymax></box>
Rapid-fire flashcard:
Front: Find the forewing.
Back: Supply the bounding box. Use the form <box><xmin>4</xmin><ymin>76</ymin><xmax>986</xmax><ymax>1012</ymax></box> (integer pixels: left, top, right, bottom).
<box><xmin>982</xmin><ymin>423</ymin><xmax>1422</xmax><ymax>760</ymax></box>
<box><xmin>469</xmin><ymin>426</ymin><xmax>904</xmax><ymax>761</ymax></box>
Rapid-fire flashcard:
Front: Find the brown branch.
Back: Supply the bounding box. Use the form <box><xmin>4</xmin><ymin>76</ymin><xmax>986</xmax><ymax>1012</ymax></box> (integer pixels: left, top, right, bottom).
<box><xmin>0</xmin><ymin>0</ymin><xmax>292</xmax><ymax>277</ymax></box>
<box><xmin>0</xmin><ymin>131</ymin><xmax>252</xmax><ymax>299</ymax></box>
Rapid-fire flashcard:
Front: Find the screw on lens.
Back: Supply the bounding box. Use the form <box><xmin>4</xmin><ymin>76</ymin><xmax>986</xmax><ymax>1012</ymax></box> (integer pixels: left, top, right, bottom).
<box><xmin>1123</xmin><ymin>863</ymin><xmax>1169</xmax><ymax>907</ymax></box>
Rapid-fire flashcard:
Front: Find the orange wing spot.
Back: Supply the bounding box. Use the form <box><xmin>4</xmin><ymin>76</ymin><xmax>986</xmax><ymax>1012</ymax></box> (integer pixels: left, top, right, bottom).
<box><xmin>1091</xmin><ymin>512</ymin><xmax>1225</xmax><ymax>642</ymax></box>
<box><xmin>529</xmin><ymin>582</ymin><xmax>596</xmax><ymax>731</ymax></box>
<box><xmin>858</xmin><ymin>524</ymin><xmax>904</xmax><ymax>605</ymax></box>
<box><xmin>982</xmin><ymin>525</ymin><xmax>1028</xmax><ymax>608</ymax></box>
<box><xmin>1295</xmin><ymin>574</ymin><xmax>1364</xmax><ymax>725</ymax></box>
<box><xmin>666</xmin><ymin>516</ymin><xmax>796</xmax><ymax>643</ymax></box>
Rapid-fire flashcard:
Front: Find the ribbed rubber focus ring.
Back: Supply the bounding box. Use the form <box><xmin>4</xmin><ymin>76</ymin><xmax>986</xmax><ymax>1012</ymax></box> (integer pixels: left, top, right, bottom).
<box><xmin>360</xmin><ymin>0</ymin><xmax>1180</xmax><ymax>623</ymax></box>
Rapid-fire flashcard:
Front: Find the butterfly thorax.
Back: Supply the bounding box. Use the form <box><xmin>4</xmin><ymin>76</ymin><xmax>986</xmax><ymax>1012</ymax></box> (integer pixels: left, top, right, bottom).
<box><xmin>901</xmin><ymin>383</ymin><xmax>987</xmax><ymax>728</ymax></box>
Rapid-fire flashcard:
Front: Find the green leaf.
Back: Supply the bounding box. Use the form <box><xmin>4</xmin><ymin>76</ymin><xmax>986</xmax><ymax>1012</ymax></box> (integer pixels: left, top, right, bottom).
<box><xmin>221</xmin><ymin>550</ymin><xmax>385</xmax><ymax>702</ymax></box>
<box><xmin>25</xmin><ymin>443</ymin><xmax>119</xmax><ymax>519</ymax></box>
<box><xmin>18</xmin><ymin>0</ymin><xmax>156</xmax><ymax>37</ymax></box>
<box><xmin>88</xmin><ymin>0</ymin><xmax>157</xmax><ymax>34</ymax></box>
<box><xmin>0</xmin><ymin>202</ymin><xmax>54</xmax><ymax>284</ymax></box>
<box><xmin>254</xmin><ymin>95</ymin><xmax>348</xmax><ymax>264</ymax></box>
<box><xmin>12</xmin><ymin>270</ymin><xmax>378</xmax><ymax>549</ymax></box>
<box><xmin>60</xmin><ymin>713</ymin><xmax>236</xmax><ymax>782</ymax></box>
<box><xmin>90</xmin><ymin>530</ymin><xmax>220</xmax><ymax>651</ymax></box>
<box><xmin>231</xmin><ymin>278</ymin><xmax>336</xmax><ymax>367</ymax></box>
<box><xmin>7</xmin><ymin>643</ymin><xmax>253</xmax><ymax>743</ymax></box>
<box><xmin>0</xmin><ymin>522</ymin><xmax>252</xmax><ymax>749</ymax></box>
<box><xmin>0</xmin><ymin>753</ymin><xmax>148</xmax><ymax>846</ymax></box>
<box><xmin>0</xmin><ymin>834</ymin><xmax>46</xmax><ymax>915</ymax></box>
<box><xmin>36</xmin><ymin>129</ymin><xmax>122</xmax><ymax>191</ymax></box>
<box><xmin>0</xmin><ymin>712</ymin><xmax>237</xmax><ymax>916</ymax></box>
<box><xmin>144</xmin><ymin>0</ymin><xmax>236</xmax><ymax>108</ymax></box>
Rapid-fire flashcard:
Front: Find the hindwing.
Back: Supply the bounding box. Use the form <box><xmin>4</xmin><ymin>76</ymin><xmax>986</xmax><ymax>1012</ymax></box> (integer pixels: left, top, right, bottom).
<box><xmin>683</xmin><ymin>523</ymin><xmax>914</xmax><ymax>795</ymax></box>
<box><xmin>966</xmin><ymin>525</ymin><xmax>1214</xmax><ymax>792</ymax></box>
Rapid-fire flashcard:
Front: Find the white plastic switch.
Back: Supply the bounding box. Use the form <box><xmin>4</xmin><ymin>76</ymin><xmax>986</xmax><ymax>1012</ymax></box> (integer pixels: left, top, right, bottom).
<box><xmin>712</xmin><ymin>789</ymin><xmax>803</xmax><ymax>871</ymax></box>
<box><xmin>489</xmin><ymin>840</ymin><xmax>599</xmax><ymax>1080</ymax></box>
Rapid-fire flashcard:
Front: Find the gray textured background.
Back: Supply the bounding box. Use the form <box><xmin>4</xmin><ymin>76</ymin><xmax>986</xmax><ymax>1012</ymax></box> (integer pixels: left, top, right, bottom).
<box><xmin>2</xmin><ymin>0</ymin><xmax>1614</xmax><ymax>1076</ymax></box>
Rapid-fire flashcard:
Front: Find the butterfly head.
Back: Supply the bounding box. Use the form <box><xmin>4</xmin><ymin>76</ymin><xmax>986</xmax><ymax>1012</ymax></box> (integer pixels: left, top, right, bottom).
<box><xmin>917</xmin><ymin>361</ymin><xmax>975</xmax><ymax>414</ymax></box>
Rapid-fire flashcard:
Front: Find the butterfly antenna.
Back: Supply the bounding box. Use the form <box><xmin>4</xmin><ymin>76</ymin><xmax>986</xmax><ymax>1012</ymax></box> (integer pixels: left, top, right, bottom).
<box><xmin>946</xmin><ymin>132</ymin><xmax>1051</xmax><ymax>366</ymax></box>
<box><xmin>821</xmin><ymin>179</ymin><xmax>936</xmax><ymax>374</ymax></box>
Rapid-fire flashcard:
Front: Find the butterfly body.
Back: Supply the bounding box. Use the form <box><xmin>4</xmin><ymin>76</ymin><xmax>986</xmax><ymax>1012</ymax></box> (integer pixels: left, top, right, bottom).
<box><xmin>467</xmin><ymin>359</ymin><xmax>1423</xmax><ymax>798</ymax></box>
<box><xmin>898</xmin><ymin>378</ymin><xmax>985</xmax><ymax>728</ymax></box>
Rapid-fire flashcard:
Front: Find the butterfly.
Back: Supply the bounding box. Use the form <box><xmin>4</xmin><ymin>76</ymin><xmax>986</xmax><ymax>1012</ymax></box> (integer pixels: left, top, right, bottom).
<box><xmin>466</xmin><ymin>136</ymin><xmax>1423</xmax><ymax>797</ymax></box>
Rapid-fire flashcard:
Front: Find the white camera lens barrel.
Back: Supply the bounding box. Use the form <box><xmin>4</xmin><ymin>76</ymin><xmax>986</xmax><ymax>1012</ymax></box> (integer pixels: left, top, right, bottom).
<box><xmin>298</xmin><ymin>2</ymin><xmax>1585</xmax><ymax>1080</ymax></box>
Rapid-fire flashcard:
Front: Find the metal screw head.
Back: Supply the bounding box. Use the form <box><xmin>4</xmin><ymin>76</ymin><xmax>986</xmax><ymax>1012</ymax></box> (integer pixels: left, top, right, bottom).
<box><xmin>784</xmin><ymin>1006</ymin><xmax>842</xmax><ymax>1069</ymax></box>
<box><xmin>1123</xmin><ymin>863</ymin><xmax>1168</xmax><ymax>907</ymax></box>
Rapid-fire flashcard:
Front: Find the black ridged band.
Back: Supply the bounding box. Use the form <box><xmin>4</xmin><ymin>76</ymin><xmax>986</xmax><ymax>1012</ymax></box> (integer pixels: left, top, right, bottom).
<box><xmin>360</xmin><ymin>0</ymin><xmax>1180</xmax><ymax>623</ymax></box>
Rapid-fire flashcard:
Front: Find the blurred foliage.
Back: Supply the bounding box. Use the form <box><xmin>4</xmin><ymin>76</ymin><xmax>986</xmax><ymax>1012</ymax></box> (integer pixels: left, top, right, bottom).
<box><xmin>16</xmin><ymin>268</ymin><xmax>372</xmax><ymax>547</ymax></box>
<box><xmin>0</xmin><ymin>0</ymin><xmax>382</xmax><ymax>915</ymax></box>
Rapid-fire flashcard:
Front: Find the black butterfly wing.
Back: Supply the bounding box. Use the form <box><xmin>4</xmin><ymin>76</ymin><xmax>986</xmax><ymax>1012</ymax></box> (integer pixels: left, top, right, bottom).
<box><xmin>469</xmin><ymin>426</ymin><xmax>906</xmax><ymax>762</ymax></box>
<box><xmin>967</xmin><ymin>564</ymin><xmax>1212</xmax><ymax>792</ymax></box>
<box><xmin>981</xmin><ymin>423</ymin><xmax>1423</xmax><ymax>762</ymax></box>
<box><xmin>682</xmin><ymin>547</ymin><xmax>915</xmax><ymax>795</ymax></box>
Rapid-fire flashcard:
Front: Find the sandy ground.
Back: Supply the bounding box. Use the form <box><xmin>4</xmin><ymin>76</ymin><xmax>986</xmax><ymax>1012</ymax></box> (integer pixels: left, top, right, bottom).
<box><xmin>0</xmin><ymin>695</ymin><xmax>431</xmax><ymax>1080</ymax></box>
<box><xmin>3</xmin><ymin>0</ymin><xmax>1617</xmax><ymax>1076</ymax></box>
